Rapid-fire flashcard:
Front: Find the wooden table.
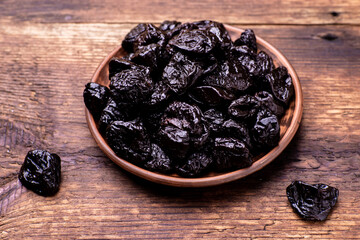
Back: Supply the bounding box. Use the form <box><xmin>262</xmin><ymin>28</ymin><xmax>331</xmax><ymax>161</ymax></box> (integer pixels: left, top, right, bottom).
<box><xmin>1</xmin><ymin>0</ymin><xmax>360</xmax><ymax>239</ymax></box>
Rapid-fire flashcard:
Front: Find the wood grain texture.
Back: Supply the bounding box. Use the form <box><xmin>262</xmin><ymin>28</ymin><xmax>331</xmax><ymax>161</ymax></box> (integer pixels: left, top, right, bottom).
<box><xmin>1</xmin><ymin>1</ymin><xmax>360</xmax><ymax>238</ymax></box>
<box><xmin>1</xmin><ymin>0</ymin><xmax>360</xmax><ymax>25</ymax></box>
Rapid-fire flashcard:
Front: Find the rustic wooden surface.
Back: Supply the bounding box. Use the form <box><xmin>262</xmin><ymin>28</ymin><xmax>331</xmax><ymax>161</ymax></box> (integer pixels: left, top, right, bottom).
<box><xmin>1</xmin><ymin>0</ymin><xmax>360</xmax><ymax>239</ymax></box>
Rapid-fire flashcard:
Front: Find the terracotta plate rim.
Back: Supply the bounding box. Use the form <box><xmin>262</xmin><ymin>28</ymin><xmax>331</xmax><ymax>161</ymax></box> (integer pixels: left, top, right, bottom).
<box><xmin>85</xmin><ymin>24</ymin><xmax>303</xmax><ymax>187</ymax></box>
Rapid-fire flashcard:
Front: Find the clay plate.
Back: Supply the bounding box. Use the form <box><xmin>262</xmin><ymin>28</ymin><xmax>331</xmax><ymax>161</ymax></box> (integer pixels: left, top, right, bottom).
<box><xmin>85</xmin><ymin>24</ymin><xmax>303</xmax><ymax>187</ymax></box>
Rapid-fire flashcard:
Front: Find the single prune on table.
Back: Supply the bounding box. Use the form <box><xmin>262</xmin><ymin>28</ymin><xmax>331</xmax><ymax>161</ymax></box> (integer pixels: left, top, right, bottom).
<box><xmin>106</xmin><ymin>119</ymin><xmax>151</xmax><ymax>166</ymax></box>
<box><xmin>144</xmin><ymin>143</ymin><xmax>172</xmax><ymax>173</ymax></box>
<box><xmin>19</xmin><ymin>150</ymin><xmax>61</xmax><ymax>196</ymax></box>
<box><xmin>83</xmin><ymin>82</ymin><xmax>110</xmax><ymax>121</ymax></box>
<box><xmin>213</xmin><ymin>137</ymin><xmax>252</xmax><ymax>171</ymax></box>
<box><xmin>228</xmin><ymin>95</ymin><xmax>260</xmax><ymax>120</ymax></box>
<box><xmin>234</xmin><ymin>29</ymin><xmax>257</xmax><ymax>52</ymax></box>
<box><xmin>255</xmin><ymin>91</ymin><xmax>284</xmax><ymax>117</ymax></box>
<box><xmin>265</xmin><ymin>66</ymin><xmax>294</xmax><ymax>106</ymax></box>
<box><xmin>176</xmin><ymin>152</ymin><xmax>213</xmax><ymax>177</ymax></box>
<box><xmin>110</xmin><ymin>66</ymin><xmax>154</xmax><ymax>104</ymax></box>
<box><xmin>162</xmin><ymin>52</ymin><xmax>204</xmax><ymax>95</ymax></box>
<box><xmin>286</xmin><ymin>181</ymin><xmax>339</xmax><ymax>221</ymax></box>
<box><xmin>251</xmin><ymin>109</ymin><xmax>280</xmax><ymax>149</ymax></box>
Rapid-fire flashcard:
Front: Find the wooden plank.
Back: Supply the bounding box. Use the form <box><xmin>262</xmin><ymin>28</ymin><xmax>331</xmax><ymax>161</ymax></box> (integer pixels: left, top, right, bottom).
<box><xmin>1</xmin><ymin>0</ymin><xmax>360</xmax><ymax>25</ymax></box>
<box><xmin>0</xmin><ymin>21</ymin><xmax>360</xmax><ymax>239</ymax></box>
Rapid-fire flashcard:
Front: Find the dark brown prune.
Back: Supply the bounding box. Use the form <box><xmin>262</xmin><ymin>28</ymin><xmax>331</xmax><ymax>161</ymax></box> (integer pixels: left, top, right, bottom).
<box><xmin>265</xmin><ymin>66</ymin><xmax>294</xmax><ymax>106</ymax></box>
<box><xmin>251</xmin><ymin>109</ymin><xmax>280</xmax><ymax>149</ymax></box>
<box><xmin>110</xmin><ymin>66</ymin><xmax>154</xmax><ymax>104</ymax></box>
<box><xmin>83</xmin><ymin>82</ymin><xmax>110</xmax><ymax>121</ymax></box>
<box><xmin>144</xmin><ymin>143</ymin><xmax>172</xmax><ymax>173</ymax></box>
<box><xmin>238</xmin><ymin>55</ymin><xmax>258</xmax><ymax>78</ymax></box>
<box><xmin>106</xmin><ymin>119</ymin><xmax>151</xmax><ymax>166</ymax></box>
<box><xmin>18</xmin><ymin>150</ymin><xmax>61</xmax><ymax>196</ymax></box>
<box><xmin>162</xmin><ymin>52</ymin><xmax>203</xmax><ymax>95</ymax></box>
<box><xmin>158</xmin><ymin>125</ymin><xmax>190</xmax><ymax>160</ymax></box>
<box><xmin>167</xmin><ymin>22</ymin><xmax>199</xmax><ymax>40</ymax></box>
<box><xmin>221</xmin><ymin>119</ymin><xmax>252</xmax><ymax>149</ymax></box>
<box><xmin>146</xmin><ymin>81</ymin><xmax>171</xmax><ymax>108</ymax></box>
<box><xmin>203</xmin><ymin>109</ymin><xmax>225</xmax><ymax>133</ymax></box>
<box><xmin>228</xmin><ymin>95</ymin><xmax>260</xmax><ymax>120</ymax></box>
<box><xmin>256</xmin><ymin>51</ymin><xmax>275</xmax><ymax>78</ymax></box>
<box><xmin>188</xmin><ymin>86</ymin><xmax>236</xmax><ymax>106</ymax></box>
<box><xmin>286</xmin><ymin>181</ymin><xmax>339</xmax><ymax>221</ymax></box>
<box><xmin>109</xmin><ymin>57</ymin><xmax>134</xmax><ymax>79</ymax></box>
<box><xmin>98</xmin><ymin>98</ymin><xmax>135</xmax><ymax>135</ymax></box>
<box><xmin>213</xmin><ymin>137</ymin><xmax>252</xmax><ymax>171</ymax></box>
<box><xmin>255</xmin><ymin>91</ymin><xmax>284</xmax><ymax>117</ymax></box>
<box><xmin>130</xmin><ymin>43</ymin><xmax>162</xmax><ymax>71</ymax></box>
<box><xmin>159</xmin><ymin>20</ymin><xmax>182</xmax><ymax>37</ymax></box>
<box><xmin>230</xmin><ymin>45</ymin><xmax>256</xmax><ymax>59</ymax></box>
<box><xmin>168</xmin><ymin>29</ymin><xmax>217</xmax><ymax>55</ymax></box>
<box><xmin>176</xmin><ymin>152</ymin><xmax>213</xmax><ymax>177</ymax></box>
<box><xmin>202</xmin><ymin>60</ymin><xmax>252</xmax><ymax>94</ymax></box>
<box><xmin>234</xmin><ymin>29</ymin><xmax>257</xmax><ymax>52</ymax></box>
<box><xmin>122</xmin><ymin>23</ymin><xmax>148</xmax><ymax>52</ymax></box>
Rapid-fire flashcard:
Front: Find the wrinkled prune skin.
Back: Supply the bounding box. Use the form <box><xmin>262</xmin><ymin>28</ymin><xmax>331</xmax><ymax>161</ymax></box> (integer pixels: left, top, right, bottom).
<box><xmin>162</xmin><ymin>52</ymin><xmax>203</xmax><ymax>94</ymax></box>
<box><xmin>130</xmin><ymin>43</ymin><xmax>162</xmax><ymax>71</ymax></box>
<box><xmin>19</xmin><ymin>150</ymin><xmax>61</xmax><ymax>196</ymax></box>
<box><xmin>230</xmin><ymin>45</ymin><xmax>256</xmax><ymax>59</ymax></box>
<box><xmin>265</xmin><ymin>66</ymin><xmax>294</xmax><ymax>106</ymax></box>
<box><xmin>144</xmin><ymin>144</ymin><xmax>172</xmax><ymax>173</ymax></box>
<box><xmin>83</xmin><ymin>83</ymin><xmax>110</xmax><ymax>121</ymax></box>
<box><xmin>234</xmin><ymin>29</ymin><xmax>257</xmax><ymax>52</ymax></box>
<box><xmin>228</xmin><ymin>95</ymin><xmax>260</xmax><ymax>120</ymax></box>
<box><xmin>158</xmin><ymin>125</ymin><xmax>190</xmax><ymax>160</ymax></box>
<box><xmin>286</xmin><ymin>181</ymin><xmax>339</xmax><ymax>221</ymax></box>
<box><xmin>203</xmin><ymin>109</ymin><xmax>225</xmax><ymax>133</ymax></box>
<box><xmin>177</xmin><ymin>152</ymin><xmax>213</xmax><ymax>177</ymax></box>
<box><xmin>110</xmin><ymin>66</ymin><xmax>154</xmax><ymax>104</ymax></box>
<box><xmin>221</xmin><ymin>119</ymin><xmax>252</xmax><ymax>149</ymax></box>
<box><xmin>213</xmin><ymin>137</ymin><xmax>252</xmax><ymax>171</ymax></box>
<box><xmin>188</xmin><ymin>85</ymin><xmax>236</xmax><ymax>106</ymax></box>
<box><xmin>169</xmin><ymin>29</ymin><xmax>217</xmax><ymax>55</ymax></box>
<box><xmin>109</xmin><ymin>57</ymin><xmax>134</xmax><ymax>79</ymax></box>
<box><xmin>122</xmin><ymin>23</ymin><xmax>148</xmax><ymax>52</ymax></box>
<box><xmin>251</xmin><ymin>109</ymin><xmax>280</xmax><ymax>149</ymax></box>
<box><xmin>255</xmin><ymin>91</ymin><xmax>284</xmax><ymax>117</ymax></box>
<box><xmin>146</xmin><ymin>81</ymin><xmax>171</xmax><ymax>108</ymax></box>
<box><xmin>202</xmin><ymin>60</ymin><xmax>252</xmax><ymax>94</ymax></box>
<box><xmin>256</xmin><ymin>51</ymin><xmax>275</xmax><ymax>78</ymax></box>
<box><xmin>159</xmin><ymin>20</ymin><xmax>182</xmax><ymax>38</ymax></box>
<box><xmin>106</xmin><ymin>119</ymin><xmax>151</xmax><ymax>166</ymax></box>
<box><xmin>98</xmin><ymin>98</ymin><xmax>135</xmax><ymax>135</ymax></box>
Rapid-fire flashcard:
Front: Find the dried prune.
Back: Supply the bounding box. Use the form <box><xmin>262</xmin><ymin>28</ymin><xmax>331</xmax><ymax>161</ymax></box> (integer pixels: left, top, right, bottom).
<box><xmin>159</xmin><ymin>20</ymin><xmax>182</xmax><ymax>36</ymax></box>
<box><xmin>106</xmin><ymin>119</ymin><xmax>151</xmax><ymax>166</ymax></box>
<box><xmin>19</xmin><ymin>150</ymin><xmax>61</xmax><ymax>196</ymax></box>
<box><xmin>213</xmin><ymin>137</ymin><xmax>252</xmax><ymax>171</ymax></box>
<box><xmin>146</xmin><ymin>81</ymin><xmax>171</xmax><ymax>108</ymax></box>
<box><xmin>228</xmin><ymin>95</ymin><xmax>260</xmax><ymax>120</ymax></box>
<box><xmin>177</xmin><ymin>152</ymin><xmax>213</xmax><ymax>177</ymax></box>
<box><xmin>189</xmin><ymin>85</ymin><xmax>236</xmax><ymax>106</ymax></box>
<box><xmin>83</xmin><ymin>82</ymin><xmax>110</xmax><ymax>121</ymax></box>
<box><xmin>256</xmin><ymin>51</ymin><xmax>275</xmax><ymax>78</ymax></box>
<box><xmin>251</xmin><ymin>109</ymin><xmax>280</xmax><ymax>149</ymax></box>
<box><xmin>286</xmin><ymin>181</ymin><xmax>339</xmax><ymax>221</ymax></box>
<box><xmin>131</xmin><ymin>43</ymin><xmax>162</xmax><ymax>71</ymax></box>
<box><xmin>169</xmin><ymin>29</ymin><xmax>217</xmax><ymax>55</ymax></box>
<box><xmin>162</xmin><ymin>52</ymin><xmax>203</xmax><ymax>94</ymax></box>
<box><xmin>234</xmin><ymin>29</ymin><xmax>257</xmax><ymax>52</ymax></box>
<box><xmin>221</xmin><ymin>119</ymin><xmax>252</xmax><ymax>149</ymax></box>
<box><xmin>255</xmin><ymin>91</ymin><xmax>284</xmax><ymax>117</ymax></box>
<box><xmin>203</xmin><ymin>109</ymin><xmax>225</xmax><ymax>133</ymax></box>
<box><xmin>122</xmin><ymin>23</ymin><xmax>148</xmax><ymax>52</ymax></box>
<box><xmin>109</xmin><ymin>57</ymin><xmax>134</xmax><ymax>79</ymax></box>
<box><xmin>158</xmin><ymin>125</ymin><xmax>190</xmax><ymax>160</ymax></box>
<box><xmin>110</xmin><ymin>66</ymin><xmax>154</xmax><ymax>104</ymax></box>
<box><xmin>265</xmin><ymin>66</ymin><xmax>294</xmax><ymax>106</ymax></box>
<box><xmin>144</xmin><ymin>143</ymin><xmax>172</xmax><ymax>173</ymax></box>
<box><xmin>202</xmin><ymin>60</ymin><xmax>252</xmax><ymax>94</ymax></box>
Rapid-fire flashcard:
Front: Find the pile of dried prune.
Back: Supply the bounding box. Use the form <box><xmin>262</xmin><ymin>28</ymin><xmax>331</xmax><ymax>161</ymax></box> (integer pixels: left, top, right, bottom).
<box><xmin>84</xmin><ymin>20</ymin><xmax>295</xmax><ymax>177</ymax></box>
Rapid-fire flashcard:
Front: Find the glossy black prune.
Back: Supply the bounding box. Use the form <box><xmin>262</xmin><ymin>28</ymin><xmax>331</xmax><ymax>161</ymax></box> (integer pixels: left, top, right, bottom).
<box><xmin>110</xmin><ymin>66</ymin><xmax>154</xmax><ymax>104</ymax></box>
<box><xmin>83</xmin><ymin>82</ymin><xmax>110</xmax><ymax>121</ymax></box>
<box><xmin>158</xmin><ymin>125</ymin><xmax>190</xmax><ymax>160</ymax></box>
<box><xmin>18</xmin><ymin>150</ymin><xmax>61</xmax><ymax>196</ymax></box>
<box><xmin>189</xmin><ymin>85</ymin><xmax>236</xmax><ymax>106</ymax></box>
<box><xmin>228</xmin><ymin>95</ymin><xmax>260</xmax><ymax>120</ymax></box>
<box><xmin>221</xmin><ymin>119</ymin><xmax>252</xmax><ymax>149</ymax></box>
<box><xmin>144</xmin><ymin>143</ymin><xmax>172</xmax><ymax>173</ymax></box>
<box><xmin>203</xmin><ymin>109</ymin><xmax>225</xmax><ymax>133</ymax></box>
<box><xmin>159</xmin><ymin>20</ymin><xmax>182</xmax><ymax>35</ymax></box>
<box><xmin>162</xmin><ymin>52</ymin><xmax>203</xmax><ymax>94</ymax></box>
<box><xmin>234</xmin><ymin>29</ymin><xmax>257</xmax><ymax>52</ymax></box>
<box><xmin>286</xmin><ymin>181</ymin><xmax>339</xmax><ymax>221</ymax></box>
<box><xmin>255</xmin><ymin>91</ymin><xmax>284</xmax><ymax>117</ymax></box>
<box><xmin>146</xmin><ymin>81</ymin><xmax>171</xmax><ymax>108</ymax></box>
<box><xmin>251</xmin><ymin>109</ymin><xmax>280</xmax><ymax>149</ymax></box>
<box><xmin>256</xmin><ymin>51</ymin><xmax>275</xmax><ymax>77</ymax></box>
<box><xmin>108</xmin><ymin>57</ymin><xmax>134</xmax><ymax>79</ymax></box>
<box><xmin>177</xmin><ymin>152</ymin><xmax>213</xmax><ymax>177</ymax></box>
<box><xmin>106</xmin><ymin>119</ymin><xmax>151</xmax><ymax>166</ymax></box>
<box><xmin>213</xmin><ymin>137</ymin><xmax>252</xmax><ymax>171</ymax></box>
<box><xmin>122</xmin><ymin>23</ymin><xmax>148</xmax><ymax>52</ymax></box>
<box><xmin>265</xmin><ymin>66</ymin><xmax>294</xmax><ymax>106</ymax></box>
